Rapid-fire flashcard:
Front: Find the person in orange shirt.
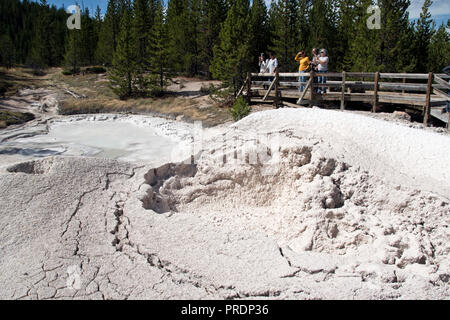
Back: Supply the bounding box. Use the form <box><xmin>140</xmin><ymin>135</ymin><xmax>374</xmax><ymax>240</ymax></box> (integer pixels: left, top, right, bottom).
<box><xmin>295</xmin><ymin>51</ymin><xmax>310</xmax><ymax>92</ymax></box>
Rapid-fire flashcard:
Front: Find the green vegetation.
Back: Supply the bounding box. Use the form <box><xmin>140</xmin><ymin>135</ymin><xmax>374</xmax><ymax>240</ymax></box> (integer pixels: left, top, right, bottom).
<box><xmin>148</xmin><ymin>0</ymin><xmax>173</xmax><ymax>95</ymax></box>
<box><xmin>210</xmin><ymin>0</ymin><xmax>251</xmax><ymax>91</ymax></box>
<box><xmin>208</xmin><ymin>84</ymin><xmax>235</xmax><ymax>108</ymax></box>
<box><xmin>0</xmin><ymin>0</ymin><xmax>449</xmax><ymax>100</ymax></box>
<box><xmin>85</xmin><ymin>67</ymin><xmax>107</xmax><ymax>74</ymax></box>
<box><xmin>62</xmin><ymin>69</ymin><xmax>78</xmax><ymax>76</ymax></box>
<box><xmin>230</xmin><ymin>96</ymin><xmax>251</xmax><ymax>121</ymax></box>
<box><xmin>109</xmin><ymin>8</ymin><xmax>138</xmax><ymax>99</ymax></box>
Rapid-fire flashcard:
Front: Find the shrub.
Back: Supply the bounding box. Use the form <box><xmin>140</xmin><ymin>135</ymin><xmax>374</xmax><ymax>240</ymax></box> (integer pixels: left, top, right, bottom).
<box><xmin>32</xmin><ymin>69</ymin><xmax>46</xmax><ymax>76</ymax></box>
<box><xmin>0</xmin><ymin>120</ymin><xmax>6</xmax><ymax>128</ymax></box>
<box><xmin>85</xmin><ymin>66</ymin><xmax>107</xmax><ymax>74</ymax></box>
<box><xmin>209</xmin><ymin>84</ymin><xmax>235</xmax><ymax>108</ymax></box>
<box><xmin>62</xmin><ymin>68</ymin><xmax>80</xmax><ymax>76</ymax></box>
<box><xmin>230</xmin><ymin>96</ymin><xmax>251</xmax><ymax>122</ymax></box>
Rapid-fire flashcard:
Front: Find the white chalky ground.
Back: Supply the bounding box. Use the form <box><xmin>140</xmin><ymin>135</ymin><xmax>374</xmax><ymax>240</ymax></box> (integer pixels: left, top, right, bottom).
<box><xmin>0</xmin><ymin>109</ymin><xmax>448</xmax><ymax>300</ymax></box>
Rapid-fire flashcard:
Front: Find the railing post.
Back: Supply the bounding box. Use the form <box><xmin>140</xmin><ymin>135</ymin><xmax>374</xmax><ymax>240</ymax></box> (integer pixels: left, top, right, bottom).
<box><xmin>246</xmin><ymin>72</ymin><xmax>251</xmax><ymax>104</ymax></box>
<box><xmin>424</xmin><ymin>72</ymin><xmax>433</xmax><ymax>126</ymax></box>
<box><xmin>309</xmin><ymin>71</ymin><xmax>315</xmax><ymax>105</ymax></box>
<box><xmin>447</xmin><ymin>112</ymin><xmax>449</xmax><ymax>131</ymax></box>
<box><xmin>274</xmin><ymin>71</ymin><xmax>281</xmax><ymax>108</ymax></box>
<box><xmin>372</xmin><ymin>72</ymin><xmax>380</xmax><ymax>113</ymax></box>
<box><xmin>341</xmin><ymin>71</ymin><xmax>346</xmax><ymax>111</ymax></box>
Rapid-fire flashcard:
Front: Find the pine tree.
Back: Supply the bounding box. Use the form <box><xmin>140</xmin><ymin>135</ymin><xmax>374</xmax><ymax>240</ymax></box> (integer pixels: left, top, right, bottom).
<box><xmin>297</xmin><ymin>0</ymin><xmax>311</xmax><ymax>50</ymax></box>
<box><xmin>335</xmin><ymin>0</ymin><xmax>358</xmax><ymax>71</ymax></box>
<box><xmin>132</xmin><ymin>0</ymin><xmax>154</xmax><ymax>90</ymax></box>
<box><xmin>268</xmin><ymin>0</ymin><xmax>302</xmax><ymax>72</ymax></box>
<box><xmin>210</xmin><ymin>0</ymin><xmax>251</xmax><ymax>89</ymax></box>
<box><xmin>96</xmin><ymin>0</ymin><xmax>120</xmax><ymax>65</ymax></box>
<box><xmin>308</xmin><ymin>0</ymin><xmax>337</xmax><ymax>59</ymax></box>
<box><xmin>109</xmin><ymin>8</ymin><xmax>138</xmax><ymax>99</ymax></box>
<box><xmin>133</xmin><ymin>0</ymin><xmax>151</xmax><ymax>67</ymax></box>
<box><xmin>379</xmin><ymin>0</ymin><xmax>416</xmax><ymax>72</ymax></box>
<box><xmin>186</xmin><ymin>0</ymin><xmax>202</xmax><ymax>76</ymax></box>
<box><xmin>348</xmin><ymin>0</ymin><xmax>383</xmax><ymax>72</ymax></box>
<box><xmin>30</xmin><ymin>0</ymin><xmax>53</xmax><ymax>67</ymax></box>
<box><xmin>94</xmin><ymin>5</ymin><xmax>102</xmax><ymax>27</ymax></box>
<box><xmin>64</xmin><ymin>29</ymin><xmax>81</xmax><ymax>73</ymax></box>
<box><xmin>148</xmin><ymin>0</ymin><xmax>172</xmax><ymax>94</ymax></box>
<box><xmin>0</xmin><ymin>34</ymin><xmax>15</xmax><ymax>68</ymax></box>
<box><xmin>50</xmin><ymin>4</ymin><xmax>69</xmax><ymax>66</ymax></box>
<box><xmin>0</xmin><ymin>0</ymin><xmax>68</xmax><ymax>66</ymax></box>
<box><xmin>79</xmin><ymin>8</ymin><xmax>97</xmax><ymax>66</ymax></box>
<box><xmin>428</xmin><ymin>24</ymin><xmax>450</xmax><ymax>72</ymax></box>
<box><xmin>414</xmin><ymin>0</ymin><xmax>435</xmax><ymax>72</ymax></box>
<box><xmin>197</xmin><ymin>0</ymin><xmax>227</xmax><ymax>78</ymax></box>
<box><xmin>166</xmin><ymin>0</ymin><xmax>190</xmax><ymax>73</ymax></box>
<box><xmin>248</xmin><ymin>0</ymin><xmax>269</xmax><ymax>71</ymax></box>
<box><xmin>93</xmin><ymin>6</ymin><xmax>103</xmax><ymax>65</ymax></box>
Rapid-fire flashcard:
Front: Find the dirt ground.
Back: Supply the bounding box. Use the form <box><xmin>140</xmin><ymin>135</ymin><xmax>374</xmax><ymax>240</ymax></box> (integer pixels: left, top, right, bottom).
<box><xmin>0</xmin><ymin>67</ymin><xmax>232</xmax><ymax>128</ymax></box>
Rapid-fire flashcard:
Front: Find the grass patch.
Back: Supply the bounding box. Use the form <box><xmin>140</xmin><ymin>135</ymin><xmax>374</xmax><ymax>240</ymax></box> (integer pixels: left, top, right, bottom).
<box><xmin>0</xmin><ymin>110</ymin><xmax>35</xmax><ymax>126</ymax></box>
<box><xmin>58</xmin><ymin>95</ymin><xmax>231</xmax><ymax>126</ymax></box>
<box><xmin>59</xmin><ymin>99</ymin><xmax>130</xmax><ymax>115</ymax></box>
<box><xmin>0</xmin><ymin>66</ymin><xmax>52</xmax><ymax>96</ymax></box>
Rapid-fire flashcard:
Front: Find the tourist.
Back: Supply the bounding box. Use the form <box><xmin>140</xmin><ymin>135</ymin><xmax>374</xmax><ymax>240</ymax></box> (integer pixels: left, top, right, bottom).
<box><xmin>311</xmin><ymin>48</ymin><xmax>320</xmax><ymax>92</ymax></box>
<box><xmin>311</xmin><ymin>48</ymin><xmax>319</xmax><ymax>71</ymax></box>
<box><xmin>265</xmin><ymin>52</ymin><xmax>278</xmax><ymax>74</ymax></box>
<box><xmin>259</xmin><ymin>53</ymin><xmax>268</xmax><ymax>74</ymax></box>
<box><xmin>295</xmin><ymin>51</ymin><xmax>310</xmax><ymax>92</ymax></box>
<box><xmin>264</xmin><ymin>52</ymin><xmax>278</xmax><ymax>85</ymax></box>
<box><xmin>259</xmin><ymin>53</ymin><xmax>269</xmax><ymax>89</ymax></box>
<box><xmin>317</xmin><ymin>49</ymin><xmax>329</xmax><ymax>94</ymax></box>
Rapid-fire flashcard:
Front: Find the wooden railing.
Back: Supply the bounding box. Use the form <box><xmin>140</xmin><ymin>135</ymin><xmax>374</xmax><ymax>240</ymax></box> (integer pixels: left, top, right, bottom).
<box><xmin>238</xmin><ymin>71</ymin><xmax>450</xmax><ymax>127</ymax></box>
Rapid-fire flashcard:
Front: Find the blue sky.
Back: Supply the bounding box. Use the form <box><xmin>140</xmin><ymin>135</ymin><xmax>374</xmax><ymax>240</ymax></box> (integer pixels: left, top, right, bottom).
<box><xmin>42</xmin><ymin>0</ymin><xmax>450</xmax><ymax>22</ymax></box>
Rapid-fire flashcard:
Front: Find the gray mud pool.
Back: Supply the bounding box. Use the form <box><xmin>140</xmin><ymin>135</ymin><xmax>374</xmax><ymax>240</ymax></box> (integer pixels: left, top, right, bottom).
<box><xmin>0</xmin><ymin>118</ymin><xmax>184</xmax><ymax>164</ymax></box>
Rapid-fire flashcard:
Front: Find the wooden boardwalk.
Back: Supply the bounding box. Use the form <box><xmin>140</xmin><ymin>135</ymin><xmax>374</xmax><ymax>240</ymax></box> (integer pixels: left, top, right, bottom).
<box><xmin>239</xmin><ymin>71</ymin><xmax>450</xmax><ymax>128</ymax></box>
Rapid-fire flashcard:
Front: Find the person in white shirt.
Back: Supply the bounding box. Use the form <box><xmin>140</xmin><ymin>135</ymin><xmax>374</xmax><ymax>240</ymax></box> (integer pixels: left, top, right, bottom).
<box><xmin>264</xmin><ymin>52</ymin><xmax>278</xmax><ymax>87</ymax></box>
<box><xmin>317</xmin><ymin>49</ymin><xmax>329</xmax><ymax>94</ymax></box>
<box><xmin>265</xmin><ymin>52</ymin><xmax>278</xmax><ymax>74</ymax></box>
<box><xmin>259</xmin><ymin>53</ymin><xmax>268</xmax><ymax>74</ymax></box>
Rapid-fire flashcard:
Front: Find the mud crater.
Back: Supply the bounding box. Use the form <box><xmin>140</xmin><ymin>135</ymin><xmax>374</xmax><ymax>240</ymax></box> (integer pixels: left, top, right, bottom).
<box><xmin>140</xmin><ymin>147</ymin><xmax>347</xmax><ymax>215</ymax></box>
<box><xmin>7</xmin><ymin>158</ymin><xmax>55</xmax><ymax>174</ymax></box>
